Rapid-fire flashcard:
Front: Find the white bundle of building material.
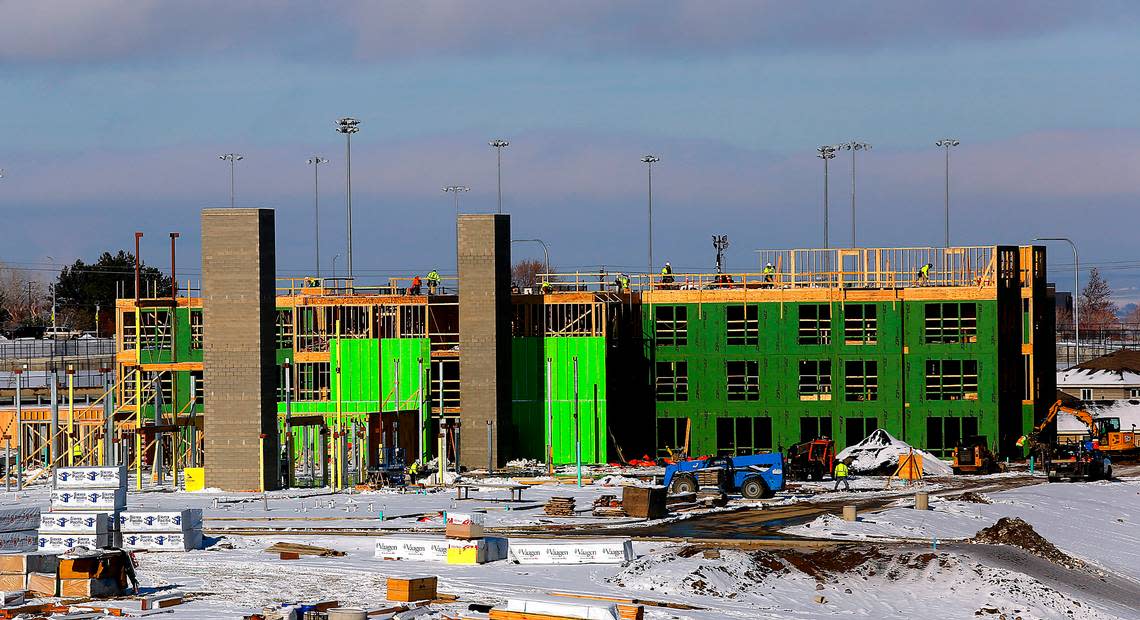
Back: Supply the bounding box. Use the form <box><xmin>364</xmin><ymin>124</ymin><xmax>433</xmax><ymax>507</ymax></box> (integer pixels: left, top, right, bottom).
<box><xmin>446</xmin><ymin>537</ymin><xmax>508</xmax><ymax>565</ymax></box>
<box><xmin>119</xmin><ymin>510</ymin><xmax>204</xmax><ymax>551</ymax></box>
<box><xmin>121</xmin><ymin>531</ymin><xmax>203</xmax><ymax>551</ymax></box>
<box><xmin>507</xmin><ymin>539</ymin><xmax>634</xmax><ymax>565</ymax></box>
<box><xmin>118</xmin><ymin>509</ymin><xmax>202</xmax><ymax>533</ymax></box>
<box><xmin>55</xmin><ymin>466</ymin><xmax>127</xmax><ymax>490</ymax></box>
<box><xmin>501</xmin><ymin>596</ymin><xmax>619</xmax><ymax>620</ymax></box>
<box><xmin>836</xmin><ymin>429</ymin><xmax>953</xmax><ymax>476</ymax></box>
<box><xmin>50</xmin><ymin>488</ymin><xmax>127</xmax><ymax>512</ymax></box>
<box><xmin>374</xmin><ymin>536</ymin><xmax>450</xmax><ymax>561</ymax></box>
<box><xmin>37</xmin><ymin>533</ymin><xmax>112</xmax><ymax>553</ymax></box>
<box><xmin>39</xmin><ymin>512</ymin><xmax>111</xmax><ymax>535</ymax></box>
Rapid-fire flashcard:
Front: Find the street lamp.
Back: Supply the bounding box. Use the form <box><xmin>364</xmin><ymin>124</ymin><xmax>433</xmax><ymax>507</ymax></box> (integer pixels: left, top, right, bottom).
<box><xmin>840</xmin><ymin>142</ymin><xmax>871</xmax><ymax>247</ymax></box>
<box><xmin>816</xmin><ymin>145</ymin><xmax>839</xmax><ymax>249</ymax></box>
<box><xmin>46</xmin><ymin>255</ymin><xmax>56</xmax><ymax>330</ymax></box>
<box><xmin>489</xmin><ymin>139</ymin><xmax>509</xmax><ymax>214</ymax></box>
<box><xmin>641</xmin><ymin>155</ymin><xmax>660</xmax><ymax>282</ymax></box>
<box><xmin>444</xmin><ymin>186</ymin><xmax>471</xmax><ymax>277</ymax></box>
<box><xmin>936</xmin><ymin>138</ymin><xmax>960</xmax><ymax>247</ymax></box>
<box><xmin>335</xmin><ymin>117</ymin><xmax>361</xmax><ymax>279</ymax></box>
<box><xmin>332</xmin><ymin>253</ymin><xmax>340</xmax><ymax>280</ymax></box>
<box><xmin>1035</xmin><ymin>237</ymin><xmax>1080</xmax><ymax>364</ymax></box>
<box><xmin>218</xmin><ymin>154</ymin><xmax>243</xmax><ymax>208</ymax></box>
<box><xmin>307</xmin><ymin>157</ymin><xmax>329</xmax><ymax>278</ymax></box>
<box><xmin>512</xmin><ymin>239</ymin><xmax>550</xmax><ymax>275</ymax></box>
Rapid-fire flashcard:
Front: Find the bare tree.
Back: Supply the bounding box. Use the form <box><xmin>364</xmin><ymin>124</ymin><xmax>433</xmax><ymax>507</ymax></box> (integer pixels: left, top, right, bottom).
<box><xmin>1080</xmin><ymin>267</ymin><xmax>1118</xmax><ymax>330</ymax></box>
<box><xmin>512</xmin><ymin>259</ymin><xmax>547</xmax><ymax>289</ymax></box>
<box><xmin>0</xmin><ymin>263</ymin><xmax>44</xmax><ymax>328</ymax></box>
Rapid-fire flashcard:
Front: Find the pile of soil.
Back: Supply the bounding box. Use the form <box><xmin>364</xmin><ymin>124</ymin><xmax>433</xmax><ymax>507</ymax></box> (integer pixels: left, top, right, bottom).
<box><xmin>971</xmin><ymin>517</ymin><xmax>1083</xmax><ymax>569</ymax></box>
<box><xmin>945</xmin><ymin>491</ymin><xmax>992</xmax><ymax>504</ymax></box>
<box><xmin>768</xmin><ymin>546</ymin><xmax>885</xmax><ymax>581</ymax></box>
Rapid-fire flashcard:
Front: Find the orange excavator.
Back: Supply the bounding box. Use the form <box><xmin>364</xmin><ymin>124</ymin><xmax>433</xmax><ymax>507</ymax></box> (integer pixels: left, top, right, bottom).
<box><xmin>1019</xmin><ymin>400</ymin><xmax>1139</xmax><ymax>456</ymax></box>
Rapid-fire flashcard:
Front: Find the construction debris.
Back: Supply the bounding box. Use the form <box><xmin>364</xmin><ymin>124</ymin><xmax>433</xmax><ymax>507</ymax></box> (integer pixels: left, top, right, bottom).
<box><xmin>591</xmin><ymin>495</ymin><xmax>627</xmax><ymax>518</ymax></box>
<box><xmin>620</xmin><ymin>486</ymin><xmax>666</xmax><ymax>519</ymax></box>
<box><xmin>264</xmin><ymin>542</ymin><xmax>346</xmax><ymax>557</ymax></box>
<box><xmin>543</xmin><ymin>497</ymin><xmax>576</xmax><ymax>517</ymax></box>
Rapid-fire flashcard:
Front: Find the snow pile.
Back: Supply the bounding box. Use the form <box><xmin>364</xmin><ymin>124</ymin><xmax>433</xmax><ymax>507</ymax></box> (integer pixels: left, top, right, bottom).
<box><xmin>593</xmin><ymin>475</ymin><xmax>653</xmax><ymax>487</ymax></box>
<box><xmin>836</xmin><ymin>429</ymin><xmax>952</xmax><ymax>476</ymax></box>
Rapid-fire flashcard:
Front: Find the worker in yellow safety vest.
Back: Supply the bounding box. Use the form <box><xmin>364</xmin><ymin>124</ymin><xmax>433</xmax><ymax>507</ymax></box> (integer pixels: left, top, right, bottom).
<box><xmin>71</xmin><ymin>440</ymin><xmax>82</xmax><ymax>464</ymax></box>
<box><xmin>917</xmin><ymin>263</ymin><xmax>933</xmax><ymax>285</ymax></box>
<box><xmin>833</xmin><ymin>460</ymin><xmax>851</xmax><ymax>491</ymax></box>
<box><xmin>426</xmin><ymin>270</ymin><xmax>441</xmax><ymax>295</ymax></box>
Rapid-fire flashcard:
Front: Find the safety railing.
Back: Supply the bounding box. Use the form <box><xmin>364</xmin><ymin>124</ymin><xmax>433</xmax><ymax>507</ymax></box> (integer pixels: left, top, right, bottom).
<box><xmin>276</xmin><ymin>276</ymin><xmax>459</xmax><ymax>297</ymax></box>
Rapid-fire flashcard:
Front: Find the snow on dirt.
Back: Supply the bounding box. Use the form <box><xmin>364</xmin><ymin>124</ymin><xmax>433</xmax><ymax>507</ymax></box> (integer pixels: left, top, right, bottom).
<box><xmin>836</xmin><ymin>428</ymin><xmax>953</xmax><ymax>476</ymax></box>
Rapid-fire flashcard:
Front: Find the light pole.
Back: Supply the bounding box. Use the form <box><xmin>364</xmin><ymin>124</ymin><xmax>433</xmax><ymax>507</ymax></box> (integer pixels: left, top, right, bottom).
<box><xmin>1035</xmin><ymin>237</ymin><xmax>1080</xmax><ymax>364</ymax></box>
<box><xmin>817</xmin><ymin>146</ymin><xmax>838</xmax><ymax>249</ymax></box>
<box><xmin>641</xmin><ymin>155</ymin><xmax>660</xmax><ymax>283</ymax></box>
<box><xmin>218</xmin><ymin>154</ymin><xmax>243</xmax><ymax>208</ymax></box>
<box><xmin>841</xmin><ymin>142</ymin><xmax>871</xmax><ymax>247</ymax></box>
<box><xmin>335</xmin><ymin>117</ymin><xmax>361</xmax><ymax>279</ymax></box>
<box><xmin>489</xmin><ymin>139</ymin><xmax>509</xmax><ymax>214</ymax></box>
<box><xmin>307</xmin><ymin>157</ymin><xmax>329</xmax><ymax>278</ymax></box>
<box><xmin>512</xmin><ymin>239</ymin><xmax>550</xmax><ymax>275</ymax></box>
<box><xmin>332</xmin><ymin>253</ymin><xmax>340</xmax><ymax>280</ymax></box>
<box><xmin>936</xmin><ymin>138</ymin><xmax>960</xmax><ymax>247</ymax></box>
<box><xmin>46</xmin><ymin>256</ymin><xmax>57</xmax><ymax>331</ymax></box>
<box><xmin>444</xmin><ymin>186</ymin><xmax>471</xmax><ymax>276</ymax></box>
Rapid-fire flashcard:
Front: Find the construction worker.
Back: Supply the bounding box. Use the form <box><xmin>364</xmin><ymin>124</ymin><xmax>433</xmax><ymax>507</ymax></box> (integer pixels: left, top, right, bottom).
<box><xmin>661</xmin><ymin>262</ymin><xmax>675</xmax><ymax>287</ymax></box>
<box><xmin>614</xmin><ymin>273</ymin><xmax>630</xmax><ymax>292</ymax></box>
<box><xmin>426</xmin><ymin>269</ymin><xmax>441</xmax><ymax>295</ymax></box>
<box><xmin>762</xmin><ymin>262</ymin><xmax>776</xmax><ymax>287</ymax></box>
<box><xmin>408</xmin><ymin>459</ymin><xmax>421</xmax><ymax>485</ymax></box>
<box><xmin>541</xmin><ymin>280</ymin><xmax>553</xmax><ymax>294</ymax></box>
<box><xmin>410</xmin><ymin>275</ymin><xmax>422</xmax><ymax>295</ymax></box>
<box><xmin>917</xmin><ymin>262</ymin><xmax>933</xmax><ymax>285</ymax></box>
<box><xmin>833</xmin><ymin>459</ymin><xmax>851</xmax><ymax>491</ymax></box>
<box><xmin>71</xmin><ymin>440</ymin><xmax>82</xmax><ymax>465</ymax></box>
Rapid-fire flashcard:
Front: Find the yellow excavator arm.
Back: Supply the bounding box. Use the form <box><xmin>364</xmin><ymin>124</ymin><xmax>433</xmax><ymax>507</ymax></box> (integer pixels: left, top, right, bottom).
<box><xmin>1019</xmin><ymin>400</ymin><xmax>1099</xmax><ymax>448</ymax></box>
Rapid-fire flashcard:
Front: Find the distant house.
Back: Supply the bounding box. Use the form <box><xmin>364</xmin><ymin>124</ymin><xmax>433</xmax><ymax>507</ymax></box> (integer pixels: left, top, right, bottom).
<box><xmin>1056</xmin><ymin>349</ymin><xmax>1140</xmax><ymax>402</ymax></box>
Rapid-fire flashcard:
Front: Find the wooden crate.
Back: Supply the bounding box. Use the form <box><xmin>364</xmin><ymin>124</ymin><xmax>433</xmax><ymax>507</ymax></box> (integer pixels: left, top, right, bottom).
<box><xmin>387</xmin><ymin>575</ymin><xmax>437</xmax><ymax>602</ymax></box>
<box><xmin>621</xmin><ymin>486</ymin><xmax>667</xmax><ymax>519</ymax></box>
<box><xmin>59</xmin><ymin>555</ymin><xmax>125</xmax><ymax>580</ymax></box>
<box><xmin>616</xmin><ymin>604</ymin><xmax>644</xmax><ymax>620</ymax></box>
<box><xmin>0</xmin><ymin>573</ymin><xmax>25</xmax><ymax>591</ymax></box>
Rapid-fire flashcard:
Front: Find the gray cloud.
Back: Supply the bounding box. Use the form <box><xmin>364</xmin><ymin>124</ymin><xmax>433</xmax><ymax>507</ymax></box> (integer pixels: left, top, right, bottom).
<box><xmin>2</xmin><ymin>1</ymin><xmax>1138</xmax><ymax>63</ymax></box>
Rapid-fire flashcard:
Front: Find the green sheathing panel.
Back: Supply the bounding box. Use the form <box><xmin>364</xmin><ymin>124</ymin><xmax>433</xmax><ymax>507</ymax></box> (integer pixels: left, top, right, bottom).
<box><xmin>546</xmin><ymin>336</ymin><xmax>607</xmax><ymax>464</ymax></box>
<box><xmin>510</xmin><ymin>337</ymin><xmax>545</xmax><ymax>461</ymax></box>
<box><xmin>649</xmin><ymin>299</ymin><xmax>1002</xmax><ymax>457</ymax></box>
<box><xmin>379</xmin><ymin>338</ymin><xmax>431</xmax><ymax>411</ymax></box>
<box><xmin>331</xmin><ymin>338</ymin><xmax>380</xmax><ymax>413</ymax></box>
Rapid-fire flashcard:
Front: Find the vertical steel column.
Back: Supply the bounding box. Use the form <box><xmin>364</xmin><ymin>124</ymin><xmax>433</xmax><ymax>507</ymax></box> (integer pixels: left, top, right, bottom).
<box><xmin>15</xmin><ymin>369</ymin><xmax>23</xmax><ymax>490</ymax></box>
<box><xmin>50</xmin><ymin>369</ymin><xmax>59</xmax><ymax>486</ymax></box>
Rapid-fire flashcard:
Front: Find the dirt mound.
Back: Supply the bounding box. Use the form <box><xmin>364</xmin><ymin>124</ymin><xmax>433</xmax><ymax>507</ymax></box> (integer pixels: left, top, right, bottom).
<box><xmin>971</xmin><ymin>517</ymin><xmax>1083</xmax><ymax>569</ymax></box>
<box><xmin>944</xmin><ymin>491</ymin><xmax>992</xmax><ymax>504</ymax></box>
<box><xmin>772</xmin><ymin>546</ymin><xmax>885</xmax><ymax>581</ymax></box>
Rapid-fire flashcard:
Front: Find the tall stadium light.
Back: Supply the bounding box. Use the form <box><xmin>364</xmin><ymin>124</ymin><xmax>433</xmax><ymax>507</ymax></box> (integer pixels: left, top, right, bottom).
<box><xmin>443</xmin><ymin>185</ymin><xmax>471</xmax><ymax>276</ymax></box>
<box><xmin>641</xmin><ymin>155</ymin><xmax>660</xmax><ymax>284</ymax></box>
<box><xmin>1035</xmin><ymin>237</ymin><xmax>1080</xmax><ymax>364</ymax></box>
<box><xmin>489</xmin><ymin>139</ymin><xmax>510</xmax><ymax>214</ymax></box>
<box><xmin>816</xmin><ymin>145</ymin><xmax>838</xmax><ymax>249</ymax></box>
<box><xmin>307</xmin><ymin>157</ymin><xmax>329</xmax><ymax>278</ymax></box>
<box><xmin>218</xmin><ymin>153</ymin><xmax>244</xmax><ymax>208</ymax></box>
<box><xmin>840</xmin><ymin>142</ymin><xmax>871</xmax><ymax>247</ymax></box>
<box><xmin>936</xmin><ymin>138</ymin><xmax>960</xmax><ymax>247</ymax></box>
<box><xmin>335</xmin><ymin>117</ymin><xmax>361</xmax><ymax>279</ymax></box>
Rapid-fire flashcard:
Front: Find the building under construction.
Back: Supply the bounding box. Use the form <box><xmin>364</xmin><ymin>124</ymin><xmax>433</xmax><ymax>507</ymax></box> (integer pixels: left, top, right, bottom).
<box><xmin>3</xmin><ymin>210</ymin><xmax>1056</xmax><ymax>489</ymax></box>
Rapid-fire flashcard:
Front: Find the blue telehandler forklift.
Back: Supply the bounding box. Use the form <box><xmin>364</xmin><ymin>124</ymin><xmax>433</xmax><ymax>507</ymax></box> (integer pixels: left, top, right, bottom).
<box><xmin>663</xmin><ymin>453</ymin><xmax>785</xmax><ymax>499</ymax></box>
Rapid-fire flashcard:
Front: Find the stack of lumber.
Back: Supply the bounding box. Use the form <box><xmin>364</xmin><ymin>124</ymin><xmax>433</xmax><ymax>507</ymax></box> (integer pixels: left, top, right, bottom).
<box><xmin>386</xmin><ymin>575</ymin><xmax>437</xmax><ymax>602</ymax></box>
<box><xmin>695</xmin><ymin>467</ymin><xmax>728</xmax><ymax>506</ymax></box>
<box><xmin>621</xmin><ymin>486</ymin><xmax>667</xmax><ymax>519</ymax></box>
<box><xmin>0</xmin><ymin>553</ymin><xmax>58</xmax><ymax>594</ymax></box>
<box><xmin>264</xmin><ymin>542</ymin><xmax>346</xmax><ymax>557</ymax></box>
<box><xmin>695</xmin><ymin>467</ymin><xmax>725</xmax><ymax>489</ymax></box>
<box><xmin>543</xmin><ymin>497</ymin><xmax>576</xmax><ymax>517</ymax></box>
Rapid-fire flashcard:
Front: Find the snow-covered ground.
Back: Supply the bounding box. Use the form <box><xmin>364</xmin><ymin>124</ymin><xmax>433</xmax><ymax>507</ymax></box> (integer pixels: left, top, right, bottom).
<box><xmin>1</xmin><ymin>473</ymin><xmax>1137</xmax><ymax>619</ymax></box>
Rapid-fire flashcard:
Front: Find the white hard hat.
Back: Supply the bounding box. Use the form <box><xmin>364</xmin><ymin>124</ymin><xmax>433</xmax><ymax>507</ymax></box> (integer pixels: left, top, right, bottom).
<box><xmin>766</xmin><ymin>262</ymin><xmax>773</xmax><ymax>267</ymax></box>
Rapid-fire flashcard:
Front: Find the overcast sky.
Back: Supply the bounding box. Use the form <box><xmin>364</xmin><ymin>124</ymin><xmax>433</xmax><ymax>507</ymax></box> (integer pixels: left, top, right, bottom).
<box><xmin>2</xmin><ymin>1</ymin><xmax>1139</xmax><ymax>299</ymax></box>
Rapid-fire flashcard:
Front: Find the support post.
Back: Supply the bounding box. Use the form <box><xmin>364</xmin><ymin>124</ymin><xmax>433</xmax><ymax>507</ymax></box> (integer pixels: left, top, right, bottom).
<box><xmin>67</xmin><ymin>366</ymin><xmax>75</xmax><ymax>466</ymax></box>
<box><xmin>417</xmin><ymin>357</ymin><xmax>425</xmax><ymax>464</ymax></box>
<box><xmin>574</xmin><ymin>356</ymin><xmax>581</xmax><ymax>488</ymax></box>
<box><xmin>50</xmin><ymin>369</ymin><xmax>59</xmax><ymax>487</ymax></box>
<box><xmin>15</xmin><ymin>369</ymin><xmax>23</xmax><ymax>490</ymax></box>
<box><xmin>284</xmin><ymin>358</ymin><xmax>293</xmax><ymax>488</ymax></box>
<box><xmin>334</xmin><ymin>319</ymin><xmax>342</xmax><ymax>489</ymax></box>
<box><xmin>546</xmin><ymin>356</ymin><xmax>553</xmax><ymax>475</ymax></box>
<box><xmin>103</xmin><ymin>371</ymin><xmax>114</xmax><ymax>466</ymax></box>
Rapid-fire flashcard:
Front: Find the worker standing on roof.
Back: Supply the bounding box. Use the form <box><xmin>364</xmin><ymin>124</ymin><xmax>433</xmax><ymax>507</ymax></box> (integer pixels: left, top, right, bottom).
<box><xmin>426</xmin><ymin>269</ymin><xmax>441</xmax><ymax>295</ymax></box>
<box><xmin>833</xmin><ymin>459</ymin><xmax>851</xmax><ymax>491</ymax></box>
<box><xmin>541</xmin><ymin>280</ymin><xmax>553</xmax><ymax>294</ymax></box>
<box><xmin>661</xmin><ymin>262</ymin><xmax>675</xmax><ymax>287</ymax></box>
<box><xmin>762</xmin><ymin>262</ymin><xmax>776</xmax><ymax>287</ymax></box>
<box><xmin>410</xmin><ymin>275</ymin><xmax>422</xmax><ymax>295</ymax></box>
<box><xmin>917</xmin><ymin>263</ymin><xmax>933</xmax><ymax>285</ymax></box>
<box><xmin>614</xmin><ymin>273</ymin><xmax>630</xmax><ymax>292</ymax></box>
